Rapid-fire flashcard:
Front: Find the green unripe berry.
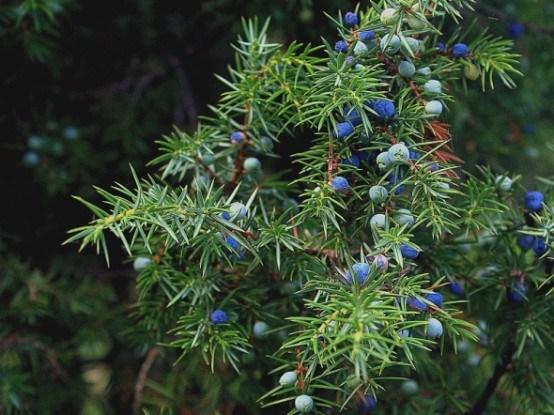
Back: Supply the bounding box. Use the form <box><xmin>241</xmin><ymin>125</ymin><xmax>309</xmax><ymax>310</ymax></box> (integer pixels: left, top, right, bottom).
<box><xmin>401</xmin><ymin>379</ymin><xmax>419</xmax><ymax>395</ymax></box>
<box><xmin>406</xmin><ymin>13</ymin><xmax>427</xmax><ymax>30</ymax></box>
<box><xmin>369</xmin><ymin>185</ymin><xmax>388</xmax><ymax>203</ymax></box>
<box><xmin>424</xmin><ymin>80</ymin><xmax>442</xmax><ymax>95</ymax></box>
<box><xmin>201</xmin><ymin>153</ymin><xmax>215</xmax><ymax>165</ymax></box>
<box><xmin>354</xmin><ymin>41</ymin><xmax>369</xmax><ymax>56</ymax></box>
<box><xmin>376</xmin><ymin>151</ymin><xmax>392</xmax><ymax>170</ymax></box>
<box><xmin>230</xmin><ymin>202</ymin><xmax>247</xmax><ymax>219</ymax></box>
<box><xmin>253</xmin><ymin>321</ymin><xmax>269</xmax><ymax>338</ymax></box>
<box><xmin>464</xmin><ymin>62</ymin><xmax>480</xmax><ymax>80</ymax></box>
<box><xmin>381</xmin><ymin>34</ymin><xmax>401</xmax><ymax>55</ymax></box>
<box><xmin>388</xmin><ymin>143</ymin><xmax>410</xmax><ymax>163</ymax></box>
<box><xmin>405</xmin><ymin>37</ymin><xmax>420</xmax><ymax>53</ymax></box>
<box><xmin>398</xmin><ymin>61</ymin><xmax>416</xmax><ymax>77</ymax></box>
<box><xmin>495</xmin><ymin>176</ymin><xmax>512</xmax><ymax>192</ymax></box>
<box><xmin>244</xmin><ymin>157</ymin><xmax>262</xmax><ymax>173</ymax></box>
<box><xmin>380</xmin><ymin>8</ymin><xmax>400</xmax><ymax>26</ymax></box>
<box><xmin>393</xmin><ymin>208</ymin><xmax>415</xmax><ymax>226</ymax></box>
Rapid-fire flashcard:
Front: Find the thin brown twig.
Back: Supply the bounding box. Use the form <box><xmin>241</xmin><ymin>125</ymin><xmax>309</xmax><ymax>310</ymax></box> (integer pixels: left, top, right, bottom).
<box><xmin>133</xmin><ymin>347</ymin><xmax>159</xmax><ymax>415</ymax></box>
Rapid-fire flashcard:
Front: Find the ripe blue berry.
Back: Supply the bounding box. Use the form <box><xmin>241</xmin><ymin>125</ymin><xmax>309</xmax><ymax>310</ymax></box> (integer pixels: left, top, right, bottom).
<box><xmin>517</xmin><ymin>234</ymin><xmax>534</xmax><ymax>251</ymax></box>
<box><xmin>522</xmin><ymin>124</ymin><xmax>536</xmax><ymax>135</ymax></box>
<box><xmin>358</xmin><ymin>395</ymin><xmax>376</xmax><ymax>411</ymax></box>
<box><xmin>370</xmin><ymin>254</ymin><xmax>387</xmax><ymax>271</ymax></box>
<box><xmin>507</xmin><ymin>281</ymin><xmax>528</xmax><ymax>304</ymax></box>
<box><xmin>343</xmin><ymin>107</ymin><xmax>362</xmax><ymax>126</ymax></box>
<box><xmin>452</xmin><ymin>43</ymin><xmax>469</xmax><ymax>58</ymax></box>
<box><xmin>426</xmin><ymin>317</ymin><xmax>444</xmax><ymax>338</ymax></box>
<box><xmin>508</xmin><ymin>22</ymin><xmax>525</xmax><ymax>39</ymax></box>
<box><xmin>425</xmin><ymin>100</ymin><xmax>443</xmax><ymax>115</ymax></box>
<box><xmin>226</xmin><ymin>235</ymin><xmax>240</xmax><ymax>251</ymax></box>
<box><xmin>435</xmin><ymin>42</ymin><xmax>447</xmax><ymax>53</ymax></box>
<box><xmin>358</xmin><ymin>30</ymin><xmax>375</xmax><ymax>42</ymax></box>
<box><xmin>345</xmin><ymin>56</ymin><xmax>356</xmax><ymax>66</ymax></box>
<box><xmin>346</xmin><ymin>262</ymin><xmax>371</xmax><ymax>285</ymax></box>
<box><xmin>370</xmin><ymin>99</ymin><xmax>396</xmax><ymax>120</ymax></box>
<box><xmin>334</xmin><ymin>122</ymin><xmax>355</xmax><ymax>140</ymax></box>
<box><xmin>295</xmin><ymin>395</ymin><xmax>314</xmax><ymax>413</ymax></box>
<box><xmin>369</xmin><ymin>185</ymin><xmax>388</xmax><ymax>203</ymax></box>
<box><xmin>230</xmin><ymin>131</ymin><xmax>246</xmax><ymax>144</ymax></box>
<box><xmin>425</xmin><ymin>292</ymin><xmax>443</xmax><ymax>308</ymax></box>
<box><xmin>331</xmin><ymin>176</ymin><xmax>350</xmax><ymax>192</ymax></box>
<box><xmin>388</xmin><ymin>143</ymin><xmax>410</xmax><ymax>163</ymax></box>
<box><xmin>448</xmin><ymin>280</ymin><xmax>464</xmax><ymax>297</ymax></box>
<box><xmin>401</xmin><ymin>379</ymin><xmax>419</xmax><ymax>396</ymax></box>
<box><xmin>279</xmin><ymin>371</ymin><xmax>297</xmax><ymax>386</ymax></box>
<box><xmin>398</xmin><ymin>60</ymin><xmax>416</xmax><ymax>77</ymax></box>
<box><xmin>133</xmin><ymin>257</ymin><xmax>152</xmax><ymax>271</ymax></box>
<box><xmin>408</xmin><ymin>297</ymin><xmax>428</xmax><ymax>311</ymax></box>
<box><xmin>400</xmin><ymin>245</ymin><xmax>419</xmax><ymax>259</ymax></box>
<box><xmin>344</xmin><ymin>12</ymin><xmax>359</xmax><ymax>28</ymax></box>
<box><xmin>253</xmin><ymin>321</ymin><xmax>269</xmax><ymax>338</ymax></box>
<box><xmin>221</xmin><ymin>212</ymin><xmax>231</xmax><ymax>221</ymax></box>
<box><xmin>533</xmin><ymin>237</ymin><xmax>547</xmax><ymax>256</ymax></box>
<box><xmin>524</xmin><ymin>191</ymin><xmax>544</xmax><ymax>212</ymax></box>
<box><xmin>340</xmin><ymin>154</ymin><xmax>361</xmax><ymax>168</ymax></box>
<box><xmin>210</xmin><ymin>309</ymin><xmax>228</xmax><ymax>324</ymax></box>
<box><xmin>334</xmin><ymin>40</ymin><xmax>348</xmax><ymax>53</ymax></box>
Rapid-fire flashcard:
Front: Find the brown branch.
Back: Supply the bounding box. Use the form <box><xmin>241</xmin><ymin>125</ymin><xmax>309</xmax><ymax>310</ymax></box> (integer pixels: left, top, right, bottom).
<box><xmin>133</xmin><ymin>347</ymin><xmax>159</xmax><ymax>415</ymax></box>
<box><xmin>194</xmin><ymin>156</ymin><xmax>224</xmax><ymax>187</ymax></box>
<box><xmin>327</xmin><ymin>125</ymin><xmax>334</xmax><ymax>181</ymax></box>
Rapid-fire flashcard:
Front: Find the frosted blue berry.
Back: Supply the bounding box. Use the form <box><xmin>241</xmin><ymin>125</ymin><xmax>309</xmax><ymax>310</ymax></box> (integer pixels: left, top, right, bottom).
<box><xmin>369</xmin><ymin>185</ymin><xmax>388</xmax><ymax>203</ymax></box>
<box><xmin>401</xmin><ymin>379</ymin><xmax>419</xmax><ymax>396</ymax></box>
<box><xmin>343</xmin><ymin>107</ymin><xmax>362</xmax><ymax>126</ymax></box>
<box><xmin>295</xmin><ymin>395</ymin><xmax>314</xmax><ymax>413</ymax></box>
<box><xmin>253</xmin><ymin>321</ymin><xmax>269</xmax><ymax>338</ymax></box>
<box><xmin>334</xmin><ymin>40</ymin><xmax>348</xmax><ymax>53</ymax></box>
<box><xmin>370</xmin><ymin>214</ymin><xmax>387</xmax><ymax>229</ymax></box>
<box><xmin>201</xmin><ymin>153</ymin><xmax>215</xmax><ymax>165</ymax></box>
<box><xmin>508</xmin><ymin>22</ymin><xmax>525</xmax><ymax>39</ymax></box>
<box><xmin>452</xmin><ymin>43</ymin><xmax>469</xmax><ymax>58</ymax></box>
<box><xmin>358</xmin><ymin>395</ymin><xmax>376</xmax><ymax>411</ymax></box>
<box><xmin>507</xmin><ymin>281</ymin><xmax>528</xmax><ymax>304</ymax></box>
<box><xmin>398</xmin><ymin>61</ymin><xmax>416</xmax><ymax>77</ymax></box>
<box><xmin>133</xmin><ymin>257</ymin><xmax>152</xmax><ymax>271</ymax></box>
<box><xmin>376</xmin><ymin>151</ymin><xmax>392</xmax><ymax>170</ymax></box>
<box><xmin>226</xmin><ymin>236</ymin><xmax>240</xmax><ymax>251</ymax></box>
<box><xmin>426</xmin><ymin>317</ymin><xmax>444</xmax><ymax>338</ymax></box>
<box><xmin>244</xmin><ymin>157</ymin><xmax>261</xmax><ymax>173</ymax></box>
<box><xmin>353</xmin><ymin>41</ymin><xmax>369</xmax><ymax>56</ymax></box>
<box><xmin>380</xmin><ymin>34</ymin><xmax>401</xmax><ymax>54</ymax></box>
<box><xmin>495</xmin><ymin>176</ymin><xmax>512</xmax><ymax>192</ymax></box>
<box><xmin>393</xmin><ymin>208</ymin><xmax>415</xmax><ymax>227</ymax></box>
<box><xmin>331</xmin><ymin>176</ymin><xmax>350</xmax><ymax>192</ymax></box>
<box><xmin>448</xmin><ymin>280</ymin><xmax>464</xmax><ymax>297</ymax></box>
<box><xmin>358</xmin><ymin>30</ymin><xmax>374</xmax><ymax>42</ymax></box>
<box><xmin>22</xmin><ymin>151</ymin><xmax>40</xmax><ymax>167</ymax></box>
<box><xmin>435</xmin><ymin>42</ymin><xmax>447</xmax><ymax>53</ymax></box>
<box><xmin>344</xmin><ymin>12</ymin><xmax>359</xmax><ymax>27</ymax></box>
<box><xmin>373</xmin><ymin>254</ymin><xmax>389</xmax><ymax>271</ymax></box>
<box><xmin>400</xmin><ymin>245</ymin><xmax>419</xmax><ymax>259</ymax></box>
<box><xmin>62</xmin><ymin>125</ymin><xmax>79</xmax><ymax>140</ymax></box>
<box><xmin>408</xmin><ymin>297</ymin><xmax>428</xmax><ymax>311</ymax></box>
<box><xmin>388</xmin><ymin>143</ymin><xmax>410</xmax><ymax>163</ymax></box>
<box><xmin>255</xmin><ymin>136</ymin><xmax>274</xmax><ymax>153</ymax></box>
<box><xmin>417</xmin><ymin>66</ymin><xmax>432</xmax><ymax>76</ymax></box>
<box><xmin>425</xmin><ymin>292</ymin><xmax>443</xmax><ymax>308</ymax></box>
<box><xmin>371</xmin><ymin>100</ymin><xmax>396</xmax><ymax>120</ymax></box>
<box><xmin>230</xmin><ymin>131</ymin><xmax>246</xmax><ymax>144</ymax></box>
<box><xmin>425</xmin><ymin>100</ymin><xmax>443</xmax><ymax>115</ymax></box>
<box><xmin>524</xmin><ymin>191</ymin><xmax>544</xmax><ymax>212</ymax></box>
<box><xmin>346</xmin><ymin>262</ymin><xmax>371</xmax><ymax>285</ymax></box>
<box><xmin>230</xmin><ymin>202</ymin><xmax>247</xmax><ymax>219</ymax></box>
<box><xmin>340</xmin><ymin>154</ymin><xmax>361</xmax><ymax>168</ymax></box>
<box><xmin>210</xmin><ymin>310</ymin><xmax>228</xmax><ymax>324</ymax></box>
<box><xmin>279</xmin><ymin>371</ymin><xmax>298</xmax><ymax>386</ymax></box>
<box><xmin>424</xmin><ymin>79</ymin><xmax>442</xmax><ymax>95</ymax></box>
<box><xmin>334</xmin><ymin>122</ymin><xmax>355</xmax><ymax>140</ymax></box>
<box><xmin>404</xmin><ymin>37</ymin><xmax>420</xmax><ymax>54</ymax></box>
<box><xmin>533</xmin><ymin>237</ymin><xmax>547</xmax><ymax>256</ymax></box>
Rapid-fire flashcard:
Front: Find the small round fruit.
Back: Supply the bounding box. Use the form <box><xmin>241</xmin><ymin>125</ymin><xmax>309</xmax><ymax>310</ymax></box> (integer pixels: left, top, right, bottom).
<box><xmin>295</xmin><ymin>395</ymin><xmax>314</xmax><ymax>413</ymax></box>
<box><xmin>380</xmin><ymin>8</ymin><xmax>399</xmax><ymax>26</ymax></box>
<box><xmin>533</xmin><ymin>237</ymin><xmax>547</xmax><ymax>257</ymax></box>
<box><xmin>517</xmin><ymin>234</ymin><xmax>534</xmax><ymax>251</ymax></box>
<box><xmin>388</xmin><ymin>143</ymin><xmax>410</xmax><ymax>163</ymax></box>
<box><xmin>401</xmin><ymin>379</ymin><xmax>419</xmax><ymax>395</ymax></box>
<box><xmin>331</xmin><ymin>176</ymin><xmax>350</xmax><ymax>192</ymax></box>
<box><xmin>495</xmin><ymin>175</ymin><xmax>512</xmax><ymax>192</ymax></box>
<box><xmin>244</xmin><ymin>157</ymin><xmax>262</xmax><ymax>173</ymax></box>
<box><xmin>358</xmin><ymin>395</ymin><xmax>376</xmax><ymax>411</ymax></box>
<box><xmin>417</xmin><ymin>66</ymin><xmax>431</xmax><ymax>75</ymax></box>
<box><xmin>201</xmin><ymin>153</ymin><xmax>215</xmax><ymax>165</ymax></box>
<box><xmin>22</xmin><ymin>151</ymin><xmax>40</xmax><ymax>167</ymax></box>
<box><xmin>405</xmin><ymin>37</ymin><xmax>420</xmax><ymax>53</ymax></box>
<box><xmin>133</xmin><ymin>257</ymin><xmax>152</xmax><ymax>271</ymax></box>
<box><xmin>334</xmin><ymin>122</ymin><xmax>355</xmax><ymax>140</ymax></box>
<box><xmin>353</xmin><ymin>41</ymin><xmax>369</xmax><ymax>56</ymax></box>
<box><xmin>279</xmin><ymin>371</ymin><xmax>298</xmax><ymax>386</ymax></box>
<box><xmin>393</xmin><ymin>208</ymin><xmax>414</xmax><ymax>226</ymax></box>
<box><xmin>334</xmin><ymin>40</ymin><xmax>348</xmax><ymax>54</ymax></box>
<box><xmin>256</xmin><ymin>136</ymin><xmax>274</xmax><ymax>152</ymax></box>
<box><xmin>424</xmin><ymin>79</ymin><xmax>442</xmax><ymax>95</ymax></box>
<box><xmin>210</xmin><ymin>310</ymin><xmax>228</xmax><ymax>324</ymax></box>
<box><xmin>408</xmin><ymin>297</ymin><xmax>428</xmax><ymax>311</ymax></box>
<box><xmin>452</xmin><ymin>43</ymin><xmax>469</xmax><ymax>57</ymax></box>
<box><xmin>225</xmin><ymin>235</ymin><xmax>240</xmax><ymax>251</ymax></box>
<box><xmin>380</xmin><ymin>34</ymin><xmax>401</xmax><ymax>54</ymax></box>
<box><xmin>344</xmin><ymin>12</ymin><xmax>359</xmax><ymax>28</ymax></box>
<box><xmin>373</xmin><ymin>254</ymin><xmax>389</xmax><ymax>271</ymax></box>
<box><xmin>524</xmin><ymin>191</ymin><xmax>544</xmax><ymax>212</ymax></box>
<box><xmin>370</xmin><ymin>214</ymin><xmax>387</xmax><ymax>229</ymax></box>
<box><xmin>449</xmin><ymin>280</ymin><xmax>464</xmax><ymax>297</ymax></box>
<box><xmin>406</xmin><ymin>14</ymin><xmax>427</xmax><ymax>30</ymax></box>
<box><xmin>369</xmin><ymin>185</ymin><xmax>388</xmax><ymax>203</ymax></box>
<box><xmin>464</xmin><ymin>62</ymin><xmax>480</xmax><ymax>80</ymax></box>
<box><xmin>230</xmin><ymin>202</ymin><xmax>247</xmax><ymax>219</ymax></box>
<box><xmin>347</xmin><ymin>262</ymin><xmax>371</xmax><ymax>285</ymax></box>
<box><xmin>230</xmin><ymin>131</ymin><xmax>246</xmax><ymax>144</ymax></box>
<box><xmin>425</xmin><ymin>100</ymin><xmax>443</xmax><ymax>115</ymax></box>
<box><xmin>425</xmin><ymin>292</ymin><xmax>443</xmax><ymax>308</ymax></box>
<box><xmin>371</xmin><ymin>99</ymin><xmax>396</xmax><ymax>119</ymax></box>
<box><xmin>358</xmin><ymin>30</ymin><xmax>375</xmax><ymax>42</ymax></box>
<box><xmin>400</xmin><ymin>244</ymin><xmax>419</xmax><ymax>259</ymax></box>
<box><xmin>426</xmin><ymin>317</ymin><xmax>444</xmax><ymax>338</ymax></box>
<box><xmin>253</xmin><ymin>321</ymin><xmax>269</xmax><ymax>338</ymax></box>
<box><xmin>398</xmin><ymin>60</ymin><xmax>416</xmax><ymax>77</ymax></box>
<box><xmin>507</xmin><ymin>281</ymin><xmax>528</xmax><ymax>303</ymax></box>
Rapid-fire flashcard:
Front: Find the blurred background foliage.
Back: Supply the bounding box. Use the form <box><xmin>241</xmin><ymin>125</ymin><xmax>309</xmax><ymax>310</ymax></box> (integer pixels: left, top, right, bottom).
<box><xmin>0</xmin><ymin>0</ymin><xmax>552</xmax><ymax>413</ymax></box>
